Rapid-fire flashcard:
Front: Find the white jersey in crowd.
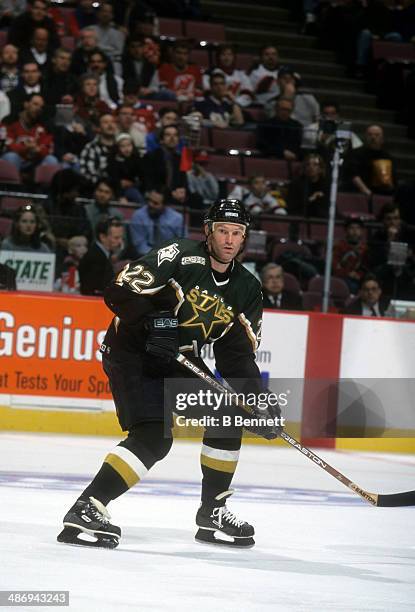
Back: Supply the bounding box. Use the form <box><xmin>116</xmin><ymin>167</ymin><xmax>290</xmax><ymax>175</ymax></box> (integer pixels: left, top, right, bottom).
<box><xmin>203</xmin><ymin>67</ymin><xmax>254</xmax><ymax>107</ymax></box>
<box><xmin>228</xmin><ymin>184</ymin><xmax>287</xmax><ymax>216</ymax></box>
<box><xmin>249</xmin><ymin>64</ymin><xmax>280</xmax><ymax>106</ymax></box>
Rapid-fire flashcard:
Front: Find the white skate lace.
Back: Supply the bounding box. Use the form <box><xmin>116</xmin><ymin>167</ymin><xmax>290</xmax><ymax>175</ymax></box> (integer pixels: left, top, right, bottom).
<box><xmin>212</xmin><ymin>506</ymin><xmax>244</xmax><ymax>529</ymax></box>
<box><xmin>88</xmin><ymin>497</ymin><xmax>111</xmax><ymax>524</ymax></box>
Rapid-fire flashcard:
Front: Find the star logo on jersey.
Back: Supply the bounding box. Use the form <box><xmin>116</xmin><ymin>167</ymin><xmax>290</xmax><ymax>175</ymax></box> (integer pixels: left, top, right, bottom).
<box><xmin>181</xmin><ymin>287</ymin><xmax>234</xmax><ymax>339</ymax></box>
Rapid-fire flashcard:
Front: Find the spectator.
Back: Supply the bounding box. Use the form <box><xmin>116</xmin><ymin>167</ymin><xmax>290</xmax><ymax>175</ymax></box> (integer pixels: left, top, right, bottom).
<box><xmin>1</xmin><ymin>203</ymin><xmax>51</xmax><ymax>253</ymax></box>
<box><xmin>287</xmin><ymin>153</ymin><xmax>329</xmax><ymax>217</ymax></box>
<box><xmin>0</xmin><ymin>91</ymin><xmax>10</xmax><ymax>122</ymax></box>
<box><xmin>121</xmin><ymin>34</ymin><xmax>156</xmax><ymax>92</ymax></box>
<box><xmin>122</xmin><ymin>80</ymin><xmax>158</xmax><ymax>133</ymax></box>
<box><xmin>256</xmin><ymin>96</ymin><xmax>303</xmax><ymax>160</ymax></box>
<box><xmin>107</xmin><ymin>133</ymin><xmax>145</xmax><ymax>203</ymax></box>
<box><xmin>229</xmin><ymin>175</ymin><xmax>287</xmax><ymax>216</ymax></box>
<box><xmin>8</xmin><ymin>0</ymin><xmax>59</xmax><ymax>50</ymax></box>
<box><xmin>55</xmin><ymin>235</ymin><xmax>88</xmax><ymax>293</ymax></box>
<box><xmin>53</xmin><ymin>108</ymin><xmax>90</xmax><ymax>169</ymax></box>
<box><xmin>44</xmin><ymin>48</ymin><xmax>78</xmax><ymax>107</ymax></box>
<box><xmin>19</xmin><ymin>27</ymin><xmax>52</xmax><ymax>74</ymax></box>
<box><xmin>142</xmin><ymin>124</ymin><xmax>187</xmax><ymax>193</ymax></box>
<box><xmin>186</xmin><ymin>150</ymin><xmax>219</xmax><ymax>207</ymax></box>
<box><xmin>74</xmin><ymin>0</ymin><xmax>98</xmax><ymax>30</ymax></box>
<box><xmin>249</xmin><ymin>45</ymin><xmax>280</xmax><ymax>107</ymax></box>
<box><xmin>149</xmin><ymin>40</ymin><xmax>202</xmax><ymax>102</ymax></box>
<box><xmin>268</xmin><ymin>66</ymin><xmax>320</xmax><ymax>127</ymax></box>
<box><xmin>85</xmin><ymin>178</ymin><xmax>125</xmax><ymax>232</ymax></box>
<box><xmin>343</xmin><ymin>125</ymin><xmax>397</xmax><ymax>196</ymax></box>
<box><xmin>88</xmin><ymin>50</ymin><xmax>123</xmax><ymax>110</ymax></box>
<box><xmin>302</xmin><ymin>99</ymin><xmax>363</xmax><ymax>152</ymax></box>
<box><xmin>332</xmin><ymin>218</ymin><xmax>369</xmax><ymax>293</ymax></box>
<box><xmin>203</xmin><ymin>44</ymin><xmax>254</xmax><ymax>108</ymax></box>
<box><xmin>0</xmin><ymin>44</ymin><xmax>19</xmax><ymax>93</ymax></box>
<box><xmin>116</xmin><ymin>104</ymin><xmax>147</xmax><ymax>152</ymax></box>
<box><xmin>7</xmin><ymin>62</ymin><xmax>46</xmax><ymax>119</ymax></box>
<box><xmin>48</xmin><ymin>2</ymin><xmax>79</xmax><ymax>39</ymax></box>
<box><xmin>145</xmin><ymin>106</ymin><xmax>181</xmax><ymax>153</ymax></box>
<box><xmin>129</xmin><ymin>187</ymin><xmax>186</xmax><ymax>256</ymax></box>
<box><xmin>79</xmin><ymin>112</ymin><xmax>117</xmax><ymax>186</ymax></box>
<box><xmin>70</xmin><ymin>27</ymin><xmax>102</xmax><ymax>76</ymax></box>
<box><xmin>342</xmin><ymin>274</ymin><xmax>388</xmax><ymax>316</ymax></box>
<box><xmin>0</xmin><ymin>0</ymin><xmax>27</xmax><ymax>27</ymax></box>
<box><xmin>90</xmin><ymin>2</ymin><xmax>125</xmax><ymax>76</ymax></box>
<box><xmin>79</xmin><ymin>217</ymin><xmax>124</xmax><ymax>296</ymax></box>
<box><xmin>261</xmin><ymin>263</ymin><xmax>303</xmax><ymax>310</ymax></box>
<box><xmin>194</xmin><ymin>73</ymin><xmax>244</xmax><ymax>128</ymax></box>
<box><xmin>74</xmin><ymin>73</ymin><xmax>111</xmax><ymax>129</ymax></box>
<box><xmin>1</xmin><ymin>93</ymin><xmax>58</xmax><ymax>174</ymax></box>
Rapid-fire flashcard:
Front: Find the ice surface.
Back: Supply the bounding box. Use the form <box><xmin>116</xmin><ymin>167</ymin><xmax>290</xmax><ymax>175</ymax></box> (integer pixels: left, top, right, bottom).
<box><xmin>1</xmin><ymin>433</ymin><xmax>414</xmax><ymax>612</ymax></box>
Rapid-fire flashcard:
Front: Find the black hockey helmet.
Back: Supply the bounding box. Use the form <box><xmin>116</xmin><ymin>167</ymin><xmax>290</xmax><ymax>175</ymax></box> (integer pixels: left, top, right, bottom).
<box><xmin>204</xmin><ymin>199</ymin><xmax>251</xmax><ymax>232</ymax></box>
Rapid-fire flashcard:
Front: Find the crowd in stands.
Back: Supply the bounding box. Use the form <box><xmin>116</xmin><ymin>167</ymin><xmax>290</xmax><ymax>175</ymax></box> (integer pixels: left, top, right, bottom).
<box><xmin>0</xmin><ymin>0</ymin><xmax>414</xmax><ymax>318</ymax></box>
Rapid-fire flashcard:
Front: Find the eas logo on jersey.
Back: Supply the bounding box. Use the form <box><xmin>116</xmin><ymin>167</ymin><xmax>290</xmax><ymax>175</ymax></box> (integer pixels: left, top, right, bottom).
<box><xmin>157</xmin><ymin>243</ymin><xmax>180</xmax><ymax>266</ymax></box>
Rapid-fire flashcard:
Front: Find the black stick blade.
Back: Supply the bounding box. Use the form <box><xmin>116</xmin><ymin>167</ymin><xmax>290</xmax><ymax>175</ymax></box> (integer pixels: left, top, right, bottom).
<box><xmin>377</xmin><ymin>490</ymin><xmax>415</xmax><ymax>507</ymax></box>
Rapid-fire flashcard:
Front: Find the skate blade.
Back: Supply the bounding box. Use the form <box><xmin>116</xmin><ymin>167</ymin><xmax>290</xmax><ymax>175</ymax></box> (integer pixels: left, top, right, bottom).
<box><xmin>195</xmin><ymin>528</ymin><xmax>255</xmax><ymax>548</ymax></box>
<box><xmin>57</xmin><ymin>527</ymin><xmax>119</xmax><ymax>549</ymax></box>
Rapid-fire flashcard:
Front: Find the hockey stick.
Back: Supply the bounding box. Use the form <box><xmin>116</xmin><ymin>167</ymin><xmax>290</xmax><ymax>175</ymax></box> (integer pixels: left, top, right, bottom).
<box><xmin>176</xmin><ymin>353</ymin><xmax>415</xmax><ymax>508</ymax></box>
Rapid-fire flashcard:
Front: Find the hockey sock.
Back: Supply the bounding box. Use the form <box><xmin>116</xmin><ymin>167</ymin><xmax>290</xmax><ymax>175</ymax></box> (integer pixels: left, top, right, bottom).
<box><xmin>200</xmin><ymin>434</ymin><xmax>242</xmax><ymax>505</ymax></box>
<box><xmin>79</xmin><ymin>421</ymin><xmax>172</xmax><ymax>506</ymax></box>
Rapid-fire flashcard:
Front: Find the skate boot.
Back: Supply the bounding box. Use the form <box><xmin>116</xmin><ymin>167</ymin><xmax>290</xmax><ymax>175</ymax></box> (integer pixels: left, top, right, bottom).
<box><xmin>195</xmin><ymin>490</ymin><xmax>255</xmax><ymax>548</ymax></box>
<box><xmin>57</xmin><ymin>497</ymin><xmax>121</xmax><ymax>549</ymax></box>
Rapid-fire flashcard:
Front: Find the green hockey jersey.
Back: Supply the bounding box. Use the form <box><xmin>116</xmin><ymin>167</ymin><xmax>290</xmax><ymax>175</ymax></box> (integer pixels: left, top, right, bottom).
<box><xmin>103</xmin><ymin>239</ymin><xmax>263</xmax><ymax>381</ymax></box>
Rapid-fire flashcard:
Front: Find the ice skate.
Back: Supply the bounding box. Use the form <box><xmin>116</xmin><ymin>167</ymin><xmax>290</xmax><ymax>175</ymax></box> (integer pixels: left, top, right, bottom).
<box><xmin>57</xmin><ymin>497</ymin><xmax>121</xmax><ymax>549</ymax></box>
<box><xmin>195</xmin><ymin>490</ymin><xmax>255</xmax><ymax>548</ymax></box>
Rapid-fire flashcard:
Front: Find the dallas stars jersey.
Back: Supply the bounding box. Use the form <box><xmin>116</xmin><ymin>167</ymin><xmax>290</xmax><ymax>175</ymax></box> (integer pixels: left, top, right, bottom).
<box><xmin>103</xmin><ymin>239</ymin><xmax>263</xmax><ymax>382</ymax></box>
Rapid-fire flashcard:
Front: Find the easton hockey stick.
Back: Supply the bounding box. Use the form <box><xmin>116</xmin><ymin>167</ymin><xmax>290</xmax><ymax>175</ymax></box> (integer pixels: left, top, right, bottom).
<box><xmin>176</xmin><ymin>353</ymin><xmax>415</xmax><ymax>508</ymax></box>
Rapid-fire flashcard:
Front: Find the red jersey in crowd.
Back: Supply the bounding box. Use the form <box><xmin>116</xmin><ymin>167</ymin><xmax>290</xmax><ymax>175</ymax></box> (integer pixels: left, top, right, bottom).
<box><xmin>4</xmin><ymin>120</ymin><xmax>54</xmax><ymax>161</ymax></box>
<box><xmin>155</xmin><ymin>63</ymin><xmax>203</xmax><ymax>98</ymax></box>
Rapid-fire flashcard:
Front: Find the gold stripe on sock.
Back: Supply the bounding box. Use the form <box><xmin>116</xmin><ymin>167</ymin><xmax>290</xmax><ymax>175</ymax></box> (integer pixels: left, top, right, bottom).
<box><xmin>105</xmin><ymin>452</ymin><xmax>140</xmax><ymax>488</ymax></box>
<box><xmin>200</xmin><ymin>454</ymin><xmax>238</xmax><ymax>474</ymax></box>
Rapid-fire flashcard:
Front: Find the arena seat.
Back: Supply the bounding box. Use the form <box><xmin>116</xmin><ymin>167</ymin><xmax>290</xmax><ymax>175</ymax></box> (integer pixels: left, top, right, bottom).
<box><xmin>211</xmin><ymin>128</ymin><xmax>257</xmax><ymax>151</ymax></box>
<box><xmin>243</xmin><ymin>158</ymin><xmax>290</xmax><ymax>181</ymax></box>
<box><xmin>184</xmin><ymin>21</ymin><xmax>226</xmax><ymax>43</ymax></box>
<box><xmin>0</xmin><ymin>159</ymin><xmax>20</xmax><ymax>184</ymax></box>
<box><xmin>159</xmin><ymin>18</ymin><xmax>184</xmax><ymax>38</ymax></box>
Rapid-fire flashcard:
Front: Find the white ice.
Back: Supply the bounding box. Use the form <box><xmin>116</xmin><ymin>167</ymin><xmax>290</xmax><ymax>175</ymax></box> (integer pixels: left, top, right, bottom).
<box><xmin>1</xmin><ymin>432</ymin><xmax>414</xmax><ymax>612</ymax></box>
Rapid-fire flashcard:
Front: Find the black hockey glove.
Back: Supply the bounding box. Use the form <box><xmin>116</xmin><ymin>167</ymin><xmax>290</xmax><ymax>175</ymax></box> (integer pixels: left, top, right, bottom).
<box><xmin>242</xmin><ymin>392</ymin><xmax>283</xmax><ymax>441</ymax></box>
<box><xmin>145</xmin><ymin>311</ymin><xmax>179</xmax><ymax>361</ymax></box>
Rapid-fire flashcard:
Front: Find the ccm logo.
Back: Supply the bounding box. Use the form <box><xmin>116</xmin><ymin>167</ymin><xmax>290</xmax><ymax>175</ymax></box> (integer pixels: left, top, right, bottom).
<box><xmin>154</xmin><ymin>318</ymin><xmax>178</xmax><ymax>329</ymax></box>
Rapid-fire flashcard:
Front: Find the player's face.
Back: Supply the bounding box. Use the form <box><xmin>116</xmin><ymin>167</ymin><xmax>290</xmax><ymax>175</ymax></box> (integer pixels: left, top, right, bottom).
<box><xmin>207</xmin><ymin>222</ymin><xmax>246</xmax><ymax>263</ymax></box>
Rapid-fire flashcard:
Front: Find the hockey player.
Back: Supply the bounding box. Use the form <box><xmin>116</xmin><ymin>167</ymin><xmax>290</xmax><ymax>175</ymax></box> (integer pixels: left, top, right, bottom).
<box><xmin>57</xmin><ymin>199</ymin><xmax>281</xmax><ymax>549</ymax></box>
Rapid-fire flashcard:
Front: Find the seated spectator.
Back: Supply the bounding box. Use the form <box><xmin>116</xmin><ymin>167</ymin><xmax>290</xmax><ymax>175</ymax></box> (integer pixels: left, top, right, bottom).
<box><xmin>79</xmin><ymin>217</ymin><xmax>124</xmax><ymax>296</ymax></box>
<box><xmin>0</xmin><ymin>44</ymin><xmax>19</xmax><ymax>93</ymax></box>
<box><xmin>116</xmin><ymin>104</ymin><xmax>147</xmax><ymax>152</ymax></box>
<box><xmin>261</xmin><ymin>263</ymin><xmax>303</xmax><ymax>310</ymax></box>
<box><xmin>19</xmin><ymin>27</ymin><xmax>53</xmax><ymax>75</ymax></box>
<box><xmin>145</xmin><ymin>106</ymin><xmax>181</xmax><ymax>153</ymax></box>
<box><xmin>90</xmin><ymin>2</ymin><xmax>125</xmax><ymax>76</ymax></box>
<box><xmin>287</xmin><ymin>153</ymin><xmax>329</xmax><ymax>217</ymax></box>
<box><xmin>74</xmin><ymin>74</ymin><xmax>111</xmax><ymax>129</ymax></box>
<box><xmin>142</xmin><ymin>124</ymin><xmax>187</xmax><ymax>193</ymax></box>
<box><xmin>44</xmin><ymin>48</ymin><xmax>78</xmax><ymax>107</ymax></box>
<box><xmin>332</xmin><ymin>218</ymin><xmax>369</xmax><ymax>294</ymax></box>
<box><xmin>1</xmin><ymin>93</ymin><xmax>58</xmax><ymax>175</ymax></box>
<box><xmin>203</xmin><ymin>44</ymin><xmax>254</xmax><ymax>108</ymax></box>
<box><xmin>74</xmin><ymin>0</ymin><xmax>98</xmax><ymax>31</ymax></box>
<box><xmin>55</xmin><ymin>235</ymin><xmax>88</xmax><ymax>293</ymax></box>
<box><xmin>256</xmin><ymin>96</ymin><xmax>303</xmax><ymax>160</ymax></box>
<box><xmin>0</xmin><ymin>0</ymin><xmax>26</xmax><ymax>28</ymax></box>
<box><xmin>122</xmin><ymin>80</ymin><xmax>158</xmax><ymax>133</ymax></box>
<box><xmin>186</xmin><ymin>151</ymin><xmax>219</xmax><ymax>207</ymax></box>
<box><xmin>7</xmin><ymin>62</ymin><xmax>47</xmax><ymax>120</ymax></box>
<box><xmin>267</xmin><ymin>66</ymin><xmax>320</xmax><ymax>127</ymax></box>
<box><xmin>8</xmin><ymin>0</ymin><xmax>59</xmax><ymax>50</ymax></box>
<box><xmin>79</xmin><ymin>112</ymin><xmax>117</xmax><ymax>187</ymax></box>
<box><xmin>88</xmin><ymin>50</ymin><xmax>123</xmax><ymax>110</ymax></box>
<box><xmin>194</xmin><ymin>73</ymin><xmax>244</xmax><ymax>128</ymax></box>
<box><xmin>121</xmin><ymin>35</ymin><xmax>156</xmax><ymax>93</ymax></box>
<box><xmin>302</xmin><ymin>99</ymin><xmax>363</xmax><ymax>153</ymax></box>
<box><xmin>70</xmin><ymin>27</ymin><xmax>102</xmax><ymax>76</ymax></box>
<box><xmin>229</xmin><ymin>175</ymin><xmax>287</xmax><ymax>216</ymax></box>
<box><xmin>343</xmin><ymin>125</ymin><xmax>397</xmax><ymax>196</ymax></box>
<box><xmin>52</xmin><ymin>108</ymin><xmax>90</xmax><ymax>169</ymax></box>
<box><xmin>249</xmin><ymin>45</ymin><xmax>280</xmax><ymax>107</ymax></box>
<box><xmin>48</xmin><ymin>2</ymin><xmax>79</xmax><ymax>38</ymax></box>
<box><xmin>85</xmin><ymin>178</ymin><xmax>125</xmax><ymax>234</ymax></box>
<box><xmin>1</xmin><ymin>203</ymin><xmax>51</xmax><ymax>253</ymax></box>
<box><xmin>0</xmin><ymin>90</ymin><xmax>10</xmax><ymax>122</ymax></box>
<box><xmin>129</xmin><ymin>187</ymin><xmax>186</xmax><ymax>257</ymax></box>
<box><xmin>342</xmin><ymin>274</ymin><xmax>389</xmax><ymax>317</ymax></box>
<box><xmin>107</xmin><ymin>133</ymin><xmax>145</xmax><ymax>204</ymax></box>
<box><xmin>148</xmin><ymin>39</ymin><xmax>202</xmax><ymax>102</ymax></box>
